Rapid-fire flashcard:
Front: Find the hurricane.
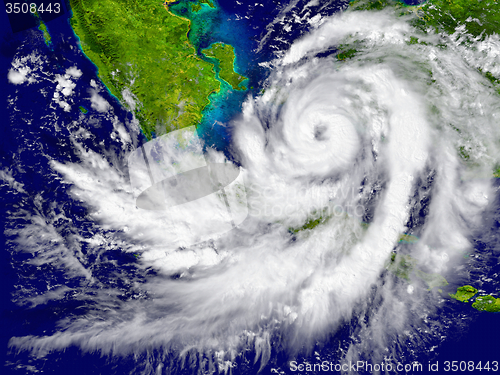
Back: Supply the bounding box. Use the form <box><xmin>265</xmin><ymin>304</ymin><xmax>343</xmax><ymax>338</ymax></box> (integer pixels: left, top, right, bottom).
<box><xmin>3</xmin><ymin>1</ymin><xmax>500</xmax><ymax>374</ymax></box>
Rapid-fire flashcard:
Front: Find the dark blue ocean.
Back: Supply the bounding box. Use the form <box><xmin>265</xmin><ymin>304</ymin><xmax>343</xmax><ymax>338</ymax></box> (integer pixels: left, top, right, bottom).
<box><xmin>1</xmin><ymin>0</ymin><xmax>499</xmax><ymax>374</ymax></box>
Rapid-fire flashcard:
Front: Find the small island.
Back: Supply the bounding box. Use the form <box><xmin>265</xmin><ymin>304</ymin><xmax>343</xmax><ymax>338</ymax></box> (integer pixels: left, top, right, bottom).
<box><xmin>386</xmin><ymin>253</ymin><xmax>448</xmax><ymax>290</ymax></box>
<box><xmin>472</xmin><ymin>295</ymin><xmax>500</xmax><ymax>313</ymax></box>
<box><xmin>449</xmin><ymin>285</ymin><xmax>478</xmax><ymax>302</ymax></box>
<box><xmin>387</xmin><ymin>253</ymin><xmax>417</xmax><ymax>281</ymax></box>
<box><xmin>38</xmin><ymin>19</ymin><xmax>52</xmax><ymax>46</ymax></box>
<box><xmin>191</xmin><ymin>0</ymin><xmax>215</xmax><ymax>12</ymax></box>
<box><xmin>449</xmin><ymin>285</ymin><xmax>500</xmax><ymax>312</ymax></box>
<box><xmin>202</xmin><ymin>43</ymin><xmax>248</xmax><ymax>91</ymax></box>
<box><xmin>289</xmin><ymin>214</ymin><xmax>329</xmax><ymax>234</ymax></box>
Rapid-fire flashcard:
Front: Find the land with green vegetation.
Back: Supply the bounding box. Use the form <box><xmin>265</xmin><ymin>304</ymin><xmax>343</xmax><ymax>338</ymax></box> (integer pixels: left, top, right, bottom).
<box><xmin>413</xmin><ymin>0</ymin><xmax>500</xmax><ymax>167</ymax></box>
<box><xmin>386</xmin><ymin>252</ymin><xmax>448</xmax><ymax>290</ymax></box>
<box><xmin>202</xmin><ymin>43</ymin><xmax>248</xmax><ymax>91</ymax></box>
<box><xmin>337</xmin><ymin>48</ymin><xmax>357</xmax><ymax>61</ymax></box>
<box><xmin>289</xmin><ymin>214</ymin><xmax>330</xmax><ymax>234</ymax></box>
<box><xmin>416</xmin><ymin>0</ymin><xmax>500</xmax><ymax>97</ymax></box>
<box><xmin>79</xmin><ymin>106</ymin><xmax>88</xmax><ymax>114</ymax></box>
<box><xmin>348</xmin><ymin>0</ymin><xmax>500</xmax><ymax>174</ymax></box>
<box><xmin>449</xmin><ymin>285</ymin><xmax>478</xmax><ymax>302</ymax></box>
<box><xmin>191</xmin><ymin>0</ymin><xmax>214</xmax><ymax>12</ymax></box>
<box><xmin>198</xmin><ymin>0</ymin><xmax>215</xmax><ymax>6</ymax></box>
<box><xmin>38</xmin><ymin>19</ymin><xmax>52</xmax><ymax>46</ymax></box>
<box><xmin>349</xmin><ymin>0</ymin><xmax>393</xmax><ymax>11</ymax></box>
<box><xmin>290</xmin><ymin>215</ymin><xmax>446</xmax><ymax>289</ymax></box>
<box><xmin>32</xmin><ymin>11</ymin><xmax>52</xmax><ymax>46</ymax></box>
<box><xmin>68</xmin><ymin>0</ymin><xmax>230</xmax><ymax>138</ymax></box>
<box><xmin>472</xmin><ymin>295</ymin><xmax>500</xmax><ymax>312</ymax></box>
<box><xmin>450</xmin><ymin>285</ymin><xmax>500</xmax><ymax>312</ymax></box>
<box><xmin>414</xmin><ymin>0</ymin><xmax>500</xmax><ymax>39</ymax></box>
<box><xmin>349</xmin><ymin>0</ymin><xmax>500</xmax><ymax>82</ymax></box>
<box><xmin>289</xmin><ymin>215</ymin><xmax>446</xmax><ymax>290</ymax></box>
<box><xmin>351</xmin><ymin>0</ymin><xmax>500</xmax><ymax>39</ymax></box>
<box><xmin>387</xmin><ymin>253</ymin><xmax>417</xmax><ymax>281</ymax></box>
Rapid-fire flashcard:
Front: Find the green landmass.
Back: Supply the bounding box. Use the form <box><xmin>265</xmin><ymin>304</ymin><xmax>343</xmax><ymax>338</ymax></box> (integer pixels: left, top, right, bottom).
<box><xmin>31</xmin><ymin>10</ymin><xmax>52</xmax><ymax>46</ymax></box>
<box><xmin>472</xmin><ymin>295</ymin><xmax>500</xmax><ymax>312</ymax></box>
<box><xmin>79</xmin><ymin>106</ymin><xmax>88</xmax><ymax>114</ymax></box>
<box><xmin>202</xmin><ymin>43</ymin><xmax>248</xmax><ymax>90</ymax></box>
<box><xmin>413</xmin><ymin>0</ymin><xmax>500</xmax><ymax>165</ymax></box>
<box><xmin>415</xmin><ymin>269</ymin><xmax>448</xmax><ymax>290</ymax></box>
<box><xmin>449</xmin><ymin>286</ymin><xmax>500</xmax><ymax>312</ymax></box>
<box><xmin>406</xmin><ymin>36</ymin><xmax>420</xmax><ymax>45</ymax></box>
<box><xmin>347</xmin><ymin>0</ymin><xmax>500</xmax><ymax>175</ymax></box>
<box><xmin>351</xmin><ymin>0</ymin><xmax>500</xmax><ymax>36</ymax></box>
<box><xmin>349</xmin><ymin>0</ymin><xmax>500</xmax><ymax>41</ymax></box>
<box><xmin>459</xmin><ymin>146</ymin><xmax>471</xmax><ymax>161</ymax></box>
<box><xmin>289</xmin><ymin>213</ymin><xmax>330</xmax><ymax>234</ymax></box>
<box><xmin>199</xmin><ymin>0</ymin><xmax>215</xmax><ymax>8</ymax></box>
<box><xmin>191</xmin><ymin>0</ymin><xmax>214</xmax><ymax>12</ymax></box>
<box><xmin>68</xmin><ymin>0</ymin><xmax>222</xmax><ymax>138</ymax></box>
<box><xmin>387</xmin><ymin>253</ymin><xmax>417</xmax><ymax>281</ymax></box>
<box><xmin>287</xmin><ymin>205</ymin><xmax>348</xmax><ymax>234</ymax></box>
<box><xmin>337</xmin><ymin>48</ymin><xmax>357</xmax><ymax>61</ymax></box>
<box><xmin>291</xmin><ymin>219</ymin><xmax>444</xmax><ymax>290</ymax></box>
<box><xmin>191</xmin><ymin>3</ymin><xmax>202</xmax><ymax>12</ymax></box>
<box><xmin>386</xmin><ymin>253</ymin><xmax>448</xmax><ymax>288</ymax></box>
<box><xmin>414</xmin><ymin>0</ymin><xmax>500</xmax><ymax>38</ymax></box>
<box><xmin>349</xmin><ymin>0</ymin><xmax>394</xmax><ymax>11</ymax></box>
<box><xmin>414</xmin><ymin>0</ymin><xmax>500</xmax><ymax>97</ymax></box>
<box><xmin>38</xmin><ymin>19</ymin><xmax>52</xmax><ymax>46</ymax></box>
<box><xmin>168</xmin><ymin>1</ymin><xmax>219</xmax><ymax>50</ymax></box>
<box><xmin>449</xmin><ymin>285</ymin><xmax>478</xmax><ymax>302</ymax></box>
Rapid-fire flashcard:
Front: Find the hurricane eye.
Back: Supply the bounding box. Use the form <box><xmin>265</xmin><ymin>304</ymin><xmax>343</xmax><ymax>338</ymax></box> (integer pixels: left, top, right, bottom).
<box><xmin>313</xmin><ymin>124</ymin><xmax>329</xmax><ymax>141</ymax></box>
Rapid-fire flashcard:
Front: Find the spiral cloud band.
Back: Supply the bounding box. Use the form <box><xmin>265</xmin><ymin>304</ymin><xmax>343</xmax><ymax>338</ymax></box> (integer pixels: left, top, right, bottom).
<box><xmin>276</xmin><ymin>76</ymin><xmax>361</xmax><ymax>176</ymax></box>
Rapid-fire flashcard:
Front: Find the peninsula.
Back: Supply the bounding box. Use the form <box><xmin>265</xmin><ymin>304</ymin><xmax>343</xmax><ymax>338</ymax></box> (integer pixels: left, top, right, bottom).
<box><xmin>68</xmin><ymin>0</ymin><xmax>241</xmax><ymax>138</ymax></box>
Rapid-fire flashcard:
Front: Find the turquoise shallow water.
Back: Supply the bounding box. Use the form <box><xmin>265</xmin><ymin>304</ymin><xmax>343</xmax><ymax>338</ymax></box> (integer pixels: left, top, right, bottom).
<box><xmin>169</xmin><ymin>0</ymin><xmax>262</xmax><ymax>154</ymax></box>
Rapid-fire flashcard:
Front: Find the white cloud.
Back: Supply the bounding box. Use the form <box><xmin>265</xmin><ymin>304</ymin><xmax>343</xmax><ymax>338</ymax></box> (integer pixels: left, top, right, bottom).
<box><xmin>55</xmin><ymin>74</ymin><xmax>77</xmax><ymax>97</ymax></box>
<box><xmin>7</xmin><ymin>67</ymin><xmax>29</xmax><ymax>84</ymax></box>
<box><xmin>7</xmin><ymin>53</ymin><xmax>44</xmax><ymax>85</ymax></box>
<box><xmin>8</xmin><ymin>7</ymin><xmax>500</xmax><ymax>373</ymax></box>
<box><xmin>89</xmin><ymin>90</ymin><xmax>110</xmax><ymax>112</ymax></box>
<box><xmin>66</xmin><ymin>66</ymin><xmax>83</xmax><ymax>78</ymax></box>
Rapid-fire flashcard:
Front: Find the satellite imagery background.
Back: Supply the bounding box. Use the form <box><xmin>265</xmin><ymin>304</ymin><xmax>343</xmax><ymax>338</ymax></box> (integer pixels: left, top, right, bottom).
<box><xmin>1</xmin><ymin>0</ymin><xmax>500</xmax><ymax>374</ymax></box>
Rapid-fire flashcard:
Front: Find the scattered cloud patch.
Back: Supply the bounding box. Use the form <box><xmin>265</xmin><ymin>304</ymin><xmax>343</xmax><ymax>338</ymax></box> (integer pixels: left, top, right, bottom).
<box><xmin>7</xmin><ymin>67</ymin><xmax>30</xmax><ymax>85</ymax></box>
<box><xmin>55</xmin><ymin>74</ymin><xmax>77</xmax><ymax>97</ymax></box>
<box><xmin>122</xmin><ymin>88</ymin><xmax>138</xmax><ymax>111</ymax></box>
<box><xmin>52</xmin><ymin>68</ymin><xmax>82</xmax><ymax>112</ymax></box>
<box><xmin>7</xmin><ymin>53</ymin><xmax>44</xmax><ymax>85</ymax></box>
<box><xmin>66</xmin><ymin>66</ymin><xmax>83</xmax><ymax>78</ymax></box>
<box><xmin>89</xmin><ymin>90</ymin><xmax>110</xmax><ymax>112</ymax></box>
